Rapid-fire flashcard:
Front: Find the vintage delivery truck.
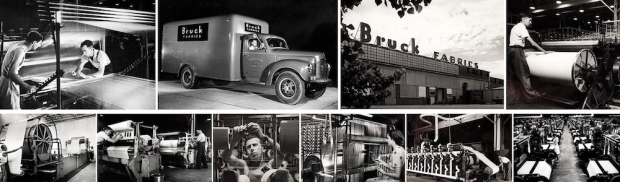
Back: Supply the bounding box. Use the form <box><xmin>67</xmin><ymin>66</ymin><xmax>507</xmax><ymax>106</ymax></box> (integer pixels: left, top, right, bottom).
<box><xmin>161</xmin><ymin>14</ymin><xmax>331</xmax><ymax>105</ymax></box>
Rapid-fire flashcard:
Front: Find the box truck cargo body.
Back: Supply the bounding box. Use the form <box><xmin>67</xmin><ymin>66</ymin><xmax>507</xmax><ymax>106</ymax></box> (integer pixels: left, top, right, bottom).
<box><xmin>161</xmin><ymin>14</ymin><xmax>331</xmax><ymax>105</ymax></box>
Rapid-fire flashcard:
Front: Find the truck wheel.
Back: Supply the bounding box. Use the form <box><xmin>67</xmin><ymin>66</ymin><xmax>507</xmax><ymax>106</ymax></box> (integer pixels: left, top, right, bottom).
<box><xmin>213</xmin><ymin>79</ymin><xmax>231</xmax><ymax>86</ymax></box>
<box><xmin>275</xmin><ymin>71</ymin><xmax>305</xmax><ymax>105</ymax></box>
<box><xmin>305</xmin><ymin>86</ymin><xmax>326</xmax><ymax>99</ymax></box>
<box><xmin>180</xmin><ymin>66</ymin><xmax>200</xmax><ymax>89</ymax></box>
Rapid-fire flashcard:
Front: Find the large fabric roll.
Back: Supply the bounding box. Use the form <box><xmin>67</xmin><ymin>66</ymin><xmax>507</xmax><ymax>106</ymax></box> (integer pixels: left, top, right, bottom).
<box><xmin>109</xmin><ymin>120</ymin><xmax>133</xmax><ymax>131</ymax></box>
<box><xmin>525</xmin><ymin>49</ymin><xmax>597</xmax><ymax>92</ymax></box>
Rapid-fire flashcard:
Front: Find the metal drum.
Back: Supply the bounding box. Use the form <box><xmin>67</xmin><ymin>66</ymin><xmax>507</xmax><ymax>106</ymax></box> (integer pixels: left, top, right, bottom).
<box><xmin>526</xmin><ymin>49</ymin><xmax>597</xmax><ymax>92</ymax></box>
<box><xmin>22</xmin><ymin>123</ymin><xmax>53</xmax><ymax>161</ymax></box>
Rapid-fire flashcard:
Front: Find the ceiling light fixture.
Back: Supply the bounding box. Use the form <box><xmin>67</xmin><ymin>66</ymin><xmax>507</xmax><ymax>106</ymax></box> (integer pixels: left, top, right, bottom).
<box><xmin>556</xmin><ymin>1</ymin><xmax>561</xmax><ymax>4</ymax></box>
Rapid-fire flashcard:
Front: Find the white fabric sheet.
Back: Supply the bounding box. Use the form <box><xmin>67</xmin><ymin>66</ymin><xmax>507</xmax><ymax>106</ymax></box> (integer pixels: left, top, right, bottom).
<box><xmin>106</xmin><ymin>146</ymin><xmax>131</xmax><ymax>159</ymax></box>
<box><xmin>516</xmin><ymin>161</ymin><xmax>552</xmax><ymax>180</ymax></box>
<box><xmin>2</xmin><ymin>115</ymin><xmax>28</xmax><ymax>175</ymax></box>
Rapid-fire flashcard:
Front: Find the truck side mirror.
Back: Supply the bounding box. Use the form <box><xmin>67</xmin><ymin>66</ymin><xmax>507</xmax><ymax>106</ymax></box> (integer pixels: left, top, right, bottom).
<box><xmin>252</xmin><ymin>33</ymin><xmax>258</xmax><ymax>39</ymax></box>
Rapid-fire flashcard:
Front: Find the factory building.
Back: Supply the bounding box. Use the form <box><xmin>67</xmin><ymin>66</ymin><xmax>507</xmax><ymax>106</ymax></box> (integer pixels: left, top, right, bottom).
<box><xmin>356</xmin><ymin>42</ymin><xmax>503</xmax><ymax>105</ymax></box>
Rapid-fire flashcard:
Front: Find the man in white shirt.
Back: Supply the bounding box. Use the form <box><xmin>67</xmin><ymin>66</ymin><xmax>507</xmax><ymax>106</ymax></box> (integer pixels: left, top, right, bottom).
<box><xmin>73</xmin><ymin>40</ymin><xmax>112</xmax><ymax>79</ymax></box>
<box><xmin>195</xmin><ymin>129</ymin><xmax>208</xmax><ymax>169</ymax></box>
<box><xmin>97</xmin><ymin>127</ymin><xmax>122</xmax><ymax>145</ymax></box>
<box><xmin>508</xmin><ymin>13</ymin><xmax>552</xmax><ymax>103</ymax></box>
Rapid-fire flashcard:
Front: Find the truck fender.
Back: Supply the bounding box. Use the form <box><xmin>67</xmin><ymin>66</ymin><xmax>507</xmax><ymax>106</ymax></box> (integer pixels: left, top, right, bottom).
<box><xmin>260</xmin><ymin>59</ymin><xmax>311</xmax><ymax>85</ymax></box>
<box><xmin>177</xmin><ymin>62</ymin><xmax>198</xmax><ymax>77</ymax></box>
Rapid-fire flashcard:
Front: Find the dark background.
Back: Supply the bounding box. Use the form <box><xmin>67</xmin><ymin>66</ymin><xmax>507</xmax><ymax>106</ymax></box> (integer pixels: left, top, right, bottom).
<box><xmin>158</xmin><ymin>0</ymin><xmax>339</xmax><ymax>85</ymax></box>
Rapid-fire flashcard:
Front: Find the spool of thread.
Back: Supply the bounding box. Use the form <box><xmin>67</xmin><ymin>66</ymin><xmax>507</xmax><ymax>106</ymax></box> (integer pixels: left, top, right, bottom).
<box><xmin>213</xmin><ymin>127</ymin><xmax>230</xmax><ymax>151</ymax></box>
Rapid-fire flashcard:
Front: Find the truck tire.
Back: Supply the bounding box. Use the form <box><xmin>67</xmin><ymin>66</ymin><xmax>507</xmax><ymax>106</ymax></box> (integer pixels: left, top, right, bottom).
<box><xmin>275</xmin><ymin>71</ymin><xmax>305</xmax><ymax>105</ymax></box>
<box><xmin>305</xmin><ymin>86</ymin><xmax>327</xmax><ymax>99</ymax></box>
<box><xmin>180</xmin><ymin>66</ymin><xmax>200</xmax><ymax>89</ymax></box>
<box><xmin>213</xmin><ymin>79</ymin><xmax>231</xmax><ymax>86</ymax></box>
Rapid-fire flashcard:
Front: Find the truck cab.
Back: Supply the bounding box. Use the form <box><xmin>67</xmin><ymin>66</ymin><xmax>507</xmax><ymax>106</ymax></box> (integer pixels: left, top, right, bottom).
<box><xmin>161</xmin><ymin>14</ymin><xmax>331</xmax><ymax>105</ymax></box>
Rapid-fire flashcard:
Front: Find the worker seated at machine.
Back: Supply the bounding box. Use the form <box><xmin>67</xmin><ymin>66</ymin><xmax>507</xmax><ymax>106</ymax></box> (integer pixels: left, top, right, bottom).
<box><xmin>221</xmin><ymin>123</ymin><xmax>292</xmax><ymax>182</ymax></box>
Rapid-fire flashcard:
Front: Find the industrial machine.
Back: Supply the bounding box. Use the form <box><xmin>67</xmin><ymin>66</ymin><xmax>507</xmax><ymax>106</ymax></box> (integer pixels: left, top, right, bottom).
<box><xmin>0</xmin><ymin>1</ymin><xmax>156</xmax><ymax>110</ymax></box>
<box><xmin>157</xmin><ymin>131</ymin><xmax>209</xmax><ymax>169</ymax></box>
<box><xmin>515</xmin><ymin>23</ymin><xmax>620</xmax><ymax>108</ymax></box>
<box><xmin>514</xmin><ymin>135</ymin><xmax>554</xmax><ymax>182</ymax></box>
<box><xmin>212</xmin><ymin>115</ymin><xmax>300</xmax><ymax>182</ymax></box>
<box><xmin>301</xmin><ymin>114</ymin><xmax>335</xmax><ymax>182</ymax></box>
<box><xmin>99</xmin><ymin>120</ymin><xmax>161</xmax><ymax>182</ymax></box>
<box><xmin>0</xmin><ymin>114</ymin><xmax>94</xmax><ymax>181</ymax></box>
<box><xmin>408</xmin><ymin>114</ymin><xmax>502</xmax><ymax>182</ymax></box>
<box><xmin>161</xmin><ymin>14</ymin><xmax>331</xmax><ymax>105</ymax></box>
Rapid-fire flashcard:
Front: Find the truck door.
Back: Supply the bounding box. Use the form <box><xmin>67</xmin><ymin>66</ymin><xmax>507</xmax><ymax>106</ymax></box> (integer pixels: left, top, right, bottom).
<box><xmin>242</xmin><ymin>35</ymin><xmax>270</xmax><ymax>80</ymax></box>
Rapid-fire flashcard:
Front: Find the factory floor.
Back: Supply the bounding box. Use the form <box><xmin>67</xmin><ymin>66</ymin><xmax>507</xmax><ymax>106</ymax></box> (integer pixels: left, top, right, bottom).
<box><xmin>60</xmin><ymin>162</ymin><xmax>96</xmax><ymax>182</ymax></box>
<box><xmin>406</xmin><ymin>172</ymin><xmax>510</xmax><ymax>182</ymax></box>
<box><xmin>163</xmin><ymin>163</ymin><xmax>212</xmax><ymax>182</ymax></box>
<box><xmin>549</xmin><ymin>125</ymin><xmax>588</xmax><ymax>181</ymax></box>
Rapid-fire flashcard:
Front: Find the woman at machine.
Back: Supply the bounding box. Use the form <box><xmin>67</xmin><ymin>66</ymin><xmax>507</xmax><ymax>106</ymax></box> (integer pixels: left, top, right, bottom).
<box><xmin>221</xmin><ymin>123</ymin><xmax>294</xmax><ymax>182</ymax></box>
<box><xmin>366</xmin><ymin>129</ymin><xmax>406</xmax><ymax>182</ymax></box>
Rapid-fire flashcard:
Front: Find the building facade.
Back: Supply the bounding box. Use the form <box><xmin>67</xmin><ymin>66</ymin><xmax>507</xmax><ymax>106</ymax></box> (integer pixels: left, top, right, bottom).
<box><xmin>357</xmin><ymin>43</ymin><xmax>502</xmax><ymax>105</ymax></box>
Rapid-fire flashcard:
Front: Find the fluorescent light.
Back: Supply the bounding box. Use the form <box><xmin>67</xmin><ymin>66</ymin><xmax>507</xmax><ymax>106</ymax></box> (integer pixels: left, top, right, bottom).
<box><xmin>580</xmin><ymin>9</ymin><xmax>584</xmax><ymax>13</ymax></box>
<box><xmin>574</xmin><ymin>17</ymin><xmax>578</xmax><ymax>20</ymax></box>
<box><xmin>556</xmin><ymin>1</ymin><xmax>561</xmax><ymax>4</ymax></box>
<box><xmin>596</xmin><ymin>15</ymin><xmax>599</xmax><ymax>18</ymax></box>
<box><xmin>530</xmin><ymin>6</ymin><xmax>535</xmax><ymax>10</ymax></box>
<box><xmin>556</xmin><ymin>12</ymin><xmax>560</xmax><ymax>16</ymax></box>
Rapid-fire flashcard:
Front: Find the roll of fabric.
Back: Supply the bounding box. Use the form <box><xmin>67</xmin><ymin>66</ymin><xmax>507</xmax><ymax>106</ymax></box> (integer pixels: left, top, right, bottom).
<box><xmin>109</xmin><ymin>120</ymin><xmax>133</xmax><ymax>131</ymax></box>
<box><xmin>525</xmin><ymin>50</ymin><xmax>596</xmax><ymax>93</ymax></box>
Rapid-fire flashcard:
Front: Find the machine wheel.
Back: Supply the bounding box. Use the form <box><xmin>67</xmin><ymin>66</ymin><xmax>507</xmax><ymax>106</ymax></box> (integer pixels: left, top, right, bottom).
<box><xmin>213</xmin><ymin>79</ymin><xmax>231</xmax><ymax>86</ymax></box>
<box><xmin>611</xmin><ymin>175</ymin><xmax>620</xmax><ymax>182</ymax></box>
<box><xmin>275</xmin><ymin>71</ymin><xmax>305</xmax><ymax>105</ymax></box>
<box><xmin>305</xmin><ymin>86</ymin><xmax>326</xmax><ymax>99</ymax></box>
<box><xmin>180</xmin><ymin>66</ymin><xmax>200</xmax><ymax>89</ymax></box>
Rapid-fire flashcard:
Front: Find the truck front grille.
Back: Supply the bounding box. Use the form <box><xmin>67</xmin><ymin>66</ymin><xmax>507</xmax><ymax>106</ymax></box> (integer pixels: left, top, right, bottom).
<box><xmin>315</xmin><ymin>58</ymin><xmax>329</xmax><ymax>80</ymax></box>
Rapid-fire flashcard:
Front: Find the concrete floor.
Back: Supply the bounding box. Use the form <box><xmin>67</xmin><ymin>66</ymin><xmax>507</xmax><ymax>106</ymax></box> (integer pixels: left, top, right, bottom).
<box><xmin>65</xmin><ymin>162</ymin><xmax>96</xmax><ymax>182</ymax></box>
<box><xmin>406</xmin><ymin>172</ymin><xmax>510</xmax><ymax>182</ymax></box>
<box><xmin>163</xmin><ymin>163</ymin><xmax>212</xmax><ymax>182</ymax></box>
<box><xmin>549</xmin><ymin>125</ymin><xmax>588</xmax><ymax>181</ymax></box>
<box><xmin>158</xmin><ymin>80</ymin><xmax>338</xmax><ymax>110</ymax></box>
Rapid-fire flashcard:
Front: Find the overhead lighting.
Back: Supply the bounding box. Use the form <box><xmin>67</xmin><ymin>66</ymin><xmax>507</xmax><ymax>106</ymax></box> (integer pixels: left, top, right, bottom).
<box><xmin>530</xmin><ymin>6</ymin><xmax>535</xmax><ymax>10</ymax></box>
<box><xmin>588</xmin><ymin>21</ymin><xmax>591</xmax><ymax>24</ymax></box>
<box><xmin>580</xmin><ymin>8</ymin><xmax>584</xmax><ymax>13</ymax></box>
<box><xmin>129</xmin><ymin>4</ymin><xmax>134</xmax><ymax>8</ymax></box>
<box><xmin>612</xmin><ymin>5</ymin><xmax>615</xmax><ymax>8</ymax></box>
<box><xmin>556</xmin><ymin>12</ymin><xmax>560</xmax><ymax>16</ymax></box>
<box><xmin>556</xmin><ymin>1</ymin><xmax>562</xmax><ymax>4</ymax></box>
<box><xmin>115</xmin><ymin>3</ymin><xmax>119</xmax><ymax>6</ymax></box>
<box><xmin>574</xmin><ymin>17</ymin><xmax>578</xmax><ymax>20</ymax></box>
<box><xmin>596</xmin><ymin>15</ymin><xmax>600</xmax><ymax>18</ymax></box>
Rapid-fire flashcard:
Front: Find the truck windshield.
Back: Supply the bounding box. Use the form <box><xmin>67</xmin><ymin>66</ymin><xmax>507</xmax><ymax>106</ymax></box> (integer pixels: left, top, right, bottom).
<box><xmin>266</xmin><ymin>38</ymin><xmax>288</xmax><ymax>49</ymax></box>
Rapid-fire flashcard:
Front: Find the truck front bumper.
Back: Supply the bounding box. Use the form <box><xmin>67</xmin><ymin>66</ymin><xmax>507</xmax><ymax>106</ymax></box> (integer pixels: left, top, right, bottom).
<box><xmin>307</xmin><ymin>78</ymin><xmax>332</xmax><ymax>88</ymax></box>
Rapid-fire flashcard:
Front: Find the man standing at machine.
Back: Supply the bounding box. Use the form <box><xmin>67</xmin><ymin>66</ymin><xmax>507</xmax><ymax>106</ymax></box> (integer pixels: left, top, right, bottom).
<box><xmin>222</xmin><ymin>123</ymin><xmax>290</xmax><ymax>182</ymax></box>
<box><xmin>0</xmin><ymin>31</ymin><xmax>42</xmax><ymax>109</ymax></box>
<box><xmin>73</xmin><ymin>40</ymin><xmax>112</xmax><ymax>79</ymax></box>
<box><xmin>0</xmin><ymin>145</ymin><xmax>22</xmax><ymax>182</ymax></box>
<box><xmin>508</xmin><ymin>13</ymin><xmax>552</xmax><ymax>103</ymax></box>
<box><xmin>195</xmin><ymin>129</ymin><xmax>208</xmax><ymax>169</ymax></box>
